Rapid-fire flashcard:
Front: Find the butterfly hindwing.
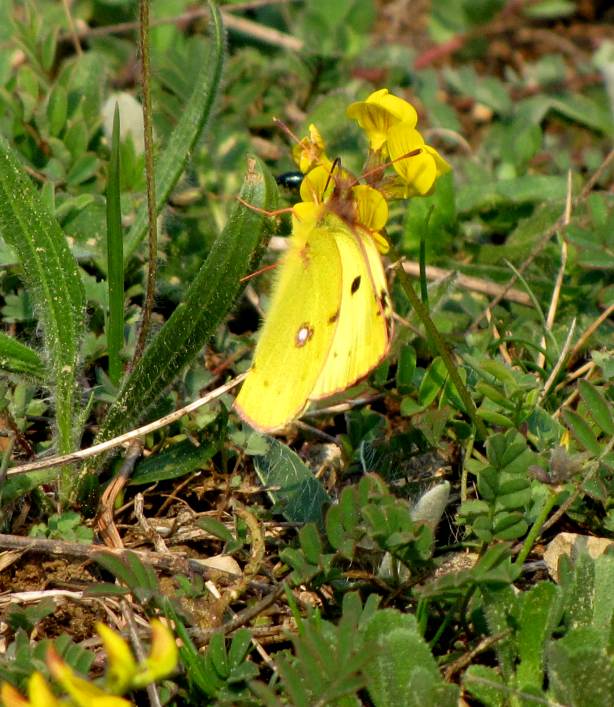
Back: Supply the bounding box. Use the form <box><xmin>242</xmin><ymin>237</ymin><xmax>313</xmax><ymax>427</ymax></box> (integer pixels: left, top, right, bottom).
<box><xmin>310</xmin><ymin>220</ymin><xmax>391</xmax><ymax>399</ymax></box>
<box><xmin>235</xmin><ymin>226</ymin><xmax>342</xmax><ymax>432</ymax></box>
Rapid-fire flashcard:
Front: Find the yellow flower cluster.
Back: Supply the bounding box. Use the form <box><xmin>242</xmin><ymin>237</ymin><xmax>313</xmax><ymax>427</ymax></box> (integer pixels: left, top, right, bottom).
<box><xmin>288</xmin><ymin>88</ymin><xmax>450</xmax><ymax>253</ymax></box>
<box><xmin>347</xmin><ymin>88</ymin><xmax>451</xmax><ymax>197</ymax></box>
<box><xmin>0</xmin><ymin>619</ymin><xmax>178</xmax><ymax>707</ymax></box>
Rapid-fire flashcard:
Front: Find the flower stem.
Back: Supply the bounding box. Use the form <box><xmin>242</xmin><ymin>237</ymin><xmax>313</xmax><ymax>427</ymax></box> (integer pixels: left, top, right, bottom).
<box><xmin>390</xmin><ymin>244</ymin><xmax>488</xmax><ymax>439</ymax></box>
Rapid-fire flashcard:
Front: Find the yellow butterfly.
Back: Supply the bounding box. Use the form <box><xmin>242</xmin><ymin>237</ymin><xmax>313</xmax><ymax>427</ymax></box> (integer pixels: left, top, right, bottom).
<box><xmin>234</xmin><ymin>168</ymin><xmax>392</xmax><ymax>432</ymax></box>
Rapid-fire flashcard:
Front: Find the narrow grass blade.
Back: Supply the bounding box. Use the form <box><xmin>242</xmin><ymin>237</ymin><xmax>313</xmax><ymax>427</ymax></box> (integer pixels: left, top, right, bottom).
<box><xmin>106</xmin><ymin>103</ymin><xmax>124</xmax><ymax>385</ymax></box>
<box><xmin>124</xmin><ymin>0</ymin><xmax>224</xmax><ymax>262</ymax></box>
<box><xmin>0</xmin><ymin>332</ymin><xmax>45</xmax><ymax>379</ymax></box>
<box><xmin>0</xmin><ymin>135</ymin><xmax>85</xmax><ymax>454</ymax></box>
<box><xmin>95</xmin><ymin>156</ymin><xmax>277</xmax><ymax>445</ymax></box>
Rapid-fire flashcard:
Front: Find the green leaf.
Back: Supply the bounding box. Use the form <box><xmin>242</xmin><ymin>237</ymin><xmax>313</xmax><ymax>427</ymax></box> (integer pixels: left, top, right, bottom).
<box><xmin>522</xmin><ymin>0</ymin><xmax>576</xmax><ymax>18</ymax></box>
<box><xmin>208</xmin><ymin>632</ymin><xmax>229</xmax><ymax>679</ymax></box>
<box><xmin>549</xmin><ymin>94</ymin><xmax>614</xmax><ymax>135</ymax></box>
<box><xmin>197</xmin><ymin>517</ymin><xmax>235</xmax><ymax>545</ymax></box>
<box><xmin>124</xmin><ymin>0</ymin><xmax>225</xmax><ymax>261</ymax></box>
<box><xmin>492</xmin><ymin>512</ymin><xmax>528</xmax><ymax>540</ymax></box>
<box><xmin>362</xmin><ymin>610</ymin><xmax>458</xmax><ymax>707</ymax></box>
<box><xmin>578</xmin><ymin>380</ymin><xmax>614</xmax><ymax>436</ymax></box>
<box><xmin>0</xmin><ymin>331</ymin><xmax>45</xmax><ymax>379</ymax></box>
<box><xmin>228</xmin><ymin>628</ymin><xmax>252</xmax><ymax>670</ymax></box>
<box><xmin>418</xmin><ymin>357</ymin><xmax>447</xmax><ymax>407</ymax></box>
<box><xmin>46</xmin><ymin>83</ymin><xmax>67</xmax><ymax>137</ymax></box>
<box><xmin>396</xmin><ymin>345</ymin><xmax>416</xmax><ymax>393</ymax></box>
<box><xmin>464</xmin><ymin>665</ymin><xmax>505</xmax><ymax>707</ymax></box>
<box><xmin>592</xmin><ymin>555</ymin><xmax>614</xmax><ymax>635</ymax></box>
<box><xmin>299</xmin><ymin>523</ymin><xmax>324</xmax><ymax>566</ymax></box>
<box><xmin>548</xmin><ymin>627</ymin><xmax>614</xmax><ymax>706</ymax></box>
<box><xmin>65</xmin><ymin>153</ymin><xmax>98</xmax><ymax>186</ymax></box>
<box><xmin>95</xmin><ymin>156</ymin><xmax>277</xmax><ymax>446</ymax></box>
<box><xmin>105</xmin><ymin>103</ymin><xmax>124</xmax><ymax>386</ymax></box>
<box><xmin>131</xmin><ymin>438</ymin><xmax>218</xmax><ymax>485</ymax></box>
<box><xmin>516</xmin><ymin>581</ymin><xmax>561</xmax><ymax>689</ymax></box>
<box><xmin>562</xmin><ymin>409</ymin><xmax>602</xmax><ymax>456</ymax></box>
<box><xmin>253</xmin><ymin>436</ymin><xmax>330</xmax><ymax>524</ymax></box>
<box><xmin>0</xmin><ymin>134</ymin><xmax>85</xmax><ymax>456</ymax></box>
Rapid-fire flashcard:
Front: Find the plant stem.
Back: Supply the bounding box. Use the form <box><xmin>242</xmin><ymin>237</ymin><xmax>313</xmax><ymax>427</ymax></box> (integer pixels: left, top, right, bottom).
<box><xmin>132</xmin><ymin>0</ymin><xmax>158</xmax><ymax>367</ymax></box>
<box><xmin>419</xmin><ymin>233</ymin><xmax>428</xmax><ymax>307</ymax></box>
<box><xmin>513</xmin><ymin>490</ymin><xmax>558</xmax><ymax>568</ymax></box>
<box><xmin>390</xmin><ymin>243</ymin><xmax>488</xmax><ymax>439</ymax></box>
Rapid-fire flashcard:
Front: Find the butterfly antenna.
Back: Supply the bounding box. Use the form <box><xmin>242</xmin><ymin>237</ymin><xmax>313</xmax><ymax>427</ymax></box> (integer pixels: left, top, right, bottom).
<box><xmin>240</xmin><ymin>262</ymin><xmax>278</xmax><ymax>283</ymax></box>
<box><xmin>236</xmin><ymin>196</ymin><xmax>294</xmax><ymax>218</ymax></box>
<box><xmin>359</xmin><ymin>147</ymin><xmax>423</xmax><ymax>183</ymax></box>
<box><xmin>323</xmin><ymin>156</ymin><xmax>342</xmax><ymax>195</ymax></box>
<box><xmin>272</xmin><ymin>117</ymin><xmax>303</xmax><ymax>146</ymax></box>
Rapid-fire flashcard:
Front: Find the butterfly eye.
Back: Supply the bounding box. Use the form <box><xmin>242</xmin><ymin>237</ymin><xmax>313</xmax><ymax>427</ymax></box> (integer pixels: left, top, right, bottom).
<box><xmin>351</xmin><ymin>275</ymin><xmax>361</xmax><ymax>294</ymax></box>
<box><xmin>295</xmin><ymin>323</ymin><xmax>314</xmax><ymax>347</ymax></box>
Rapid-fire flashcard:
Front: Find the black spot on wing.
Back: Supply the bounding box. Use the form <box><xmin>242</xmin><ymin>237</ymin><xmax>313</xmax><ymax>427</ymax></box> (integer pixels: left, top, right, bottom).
<box><xmin>351</xmin><ymin>275</ymin><xmax>361</xmax><ymax>294</ymax></box>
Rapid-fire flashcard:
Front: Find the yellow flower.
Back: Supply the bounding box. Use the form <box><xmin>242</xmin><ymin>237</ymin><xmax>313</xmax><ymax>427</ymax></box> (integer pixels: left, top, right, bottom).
<box><xmin>296</xmin><ymin>164</ymin><xmax>389</xmax><ymax>251</ymax></box>
<box><xmin>292</xmin><ymin>124</ymin><xmax>332</xmax><ymax>174</ymax></box>
<box><xmin>299</xmin><ymin>164</ymin><xmax>335</xmax><ymax>204</ymax></box>
<box><xmin>46</xmin><ymin>646</ymin><xmax>131</xmax><ymax>707</ymax></box>
<box><xmin>386</xmin><ymin>123</ymin><xmax>451</xmax><ymax>196</ymax></box>
<box><xmin>26</xmin><ymin>673</ymin><xmax>62</xmax><ymax>707</ymax></box>
<box><xmin>96</xmin><ymin>623</ymin><xmax>138</xmax><ymax>693</ymax></box>
<box><xmin>131</xmin><ymin>620</ymin><xmax>178</xmax><ymax>689</ymax></box>
<box><xmin>1</xmin><ymin>681</ymin><xmax>31</xmax><ymax>707</ymax></box>
<box><xmin>346</xmin><ymin>88</ymin><xmax>418</xmax><ymax>152</ymax></box>
<box><xmin>351</xmin><ymin>185</ymin><xmax>390</xmax><ymax>253</ymax></box>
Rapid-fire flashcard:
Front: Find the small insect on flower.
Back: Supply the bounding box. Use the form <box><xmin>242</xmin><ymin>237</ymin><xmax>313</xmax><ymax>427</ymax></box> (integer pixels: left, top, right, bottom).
<box><xmin>275</xmin><ymin>171</ymin><xmax>304</xmax><ymax>191</ymax></box>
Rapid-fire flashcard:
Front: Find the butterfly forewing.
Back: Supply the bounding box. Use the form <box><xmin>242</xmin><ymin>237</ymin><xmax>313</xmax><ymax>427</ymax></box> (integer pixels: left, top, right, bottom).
<box><xmin>235</xmin><ymin>227</ymin><xmax>342</xmax><ymax>432</ymax></box>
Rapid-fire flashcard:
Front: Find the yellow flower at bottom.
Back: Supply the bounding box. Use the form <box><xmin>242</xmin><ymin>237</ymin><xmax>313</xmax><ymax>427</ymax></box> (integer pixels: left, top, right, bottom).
<box><xmin>27</xmin><ymin>673</ymin><xmax>61</xmax><ymax>707</ymax></box>
<box><xmin>46</xmin><ymin>646</ymin><xmax>131</xmax><ymax>707</ymax></box>
<box><xmin>386</xmin><ymin>122</ymin><xmax>451</xmax><ymax>196</ymax></box>
<box><xmin>131</xmin><ymin>620</ymin><xmax>178</xmax><ymax>689</ymax></box>
<box><xmin>96</xmin><ymin>623</ymin><xmax>138</xmax><ymax>693</ymax></box>
<box><xmin>1</xmin><ymin>681</ymin><xmax>30</xmax><ymax>707</ymax></box>
<box><xmin>347</xmin><ymin>88</ymin><xmax>418</xmax><ymax>152</ymax></box>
